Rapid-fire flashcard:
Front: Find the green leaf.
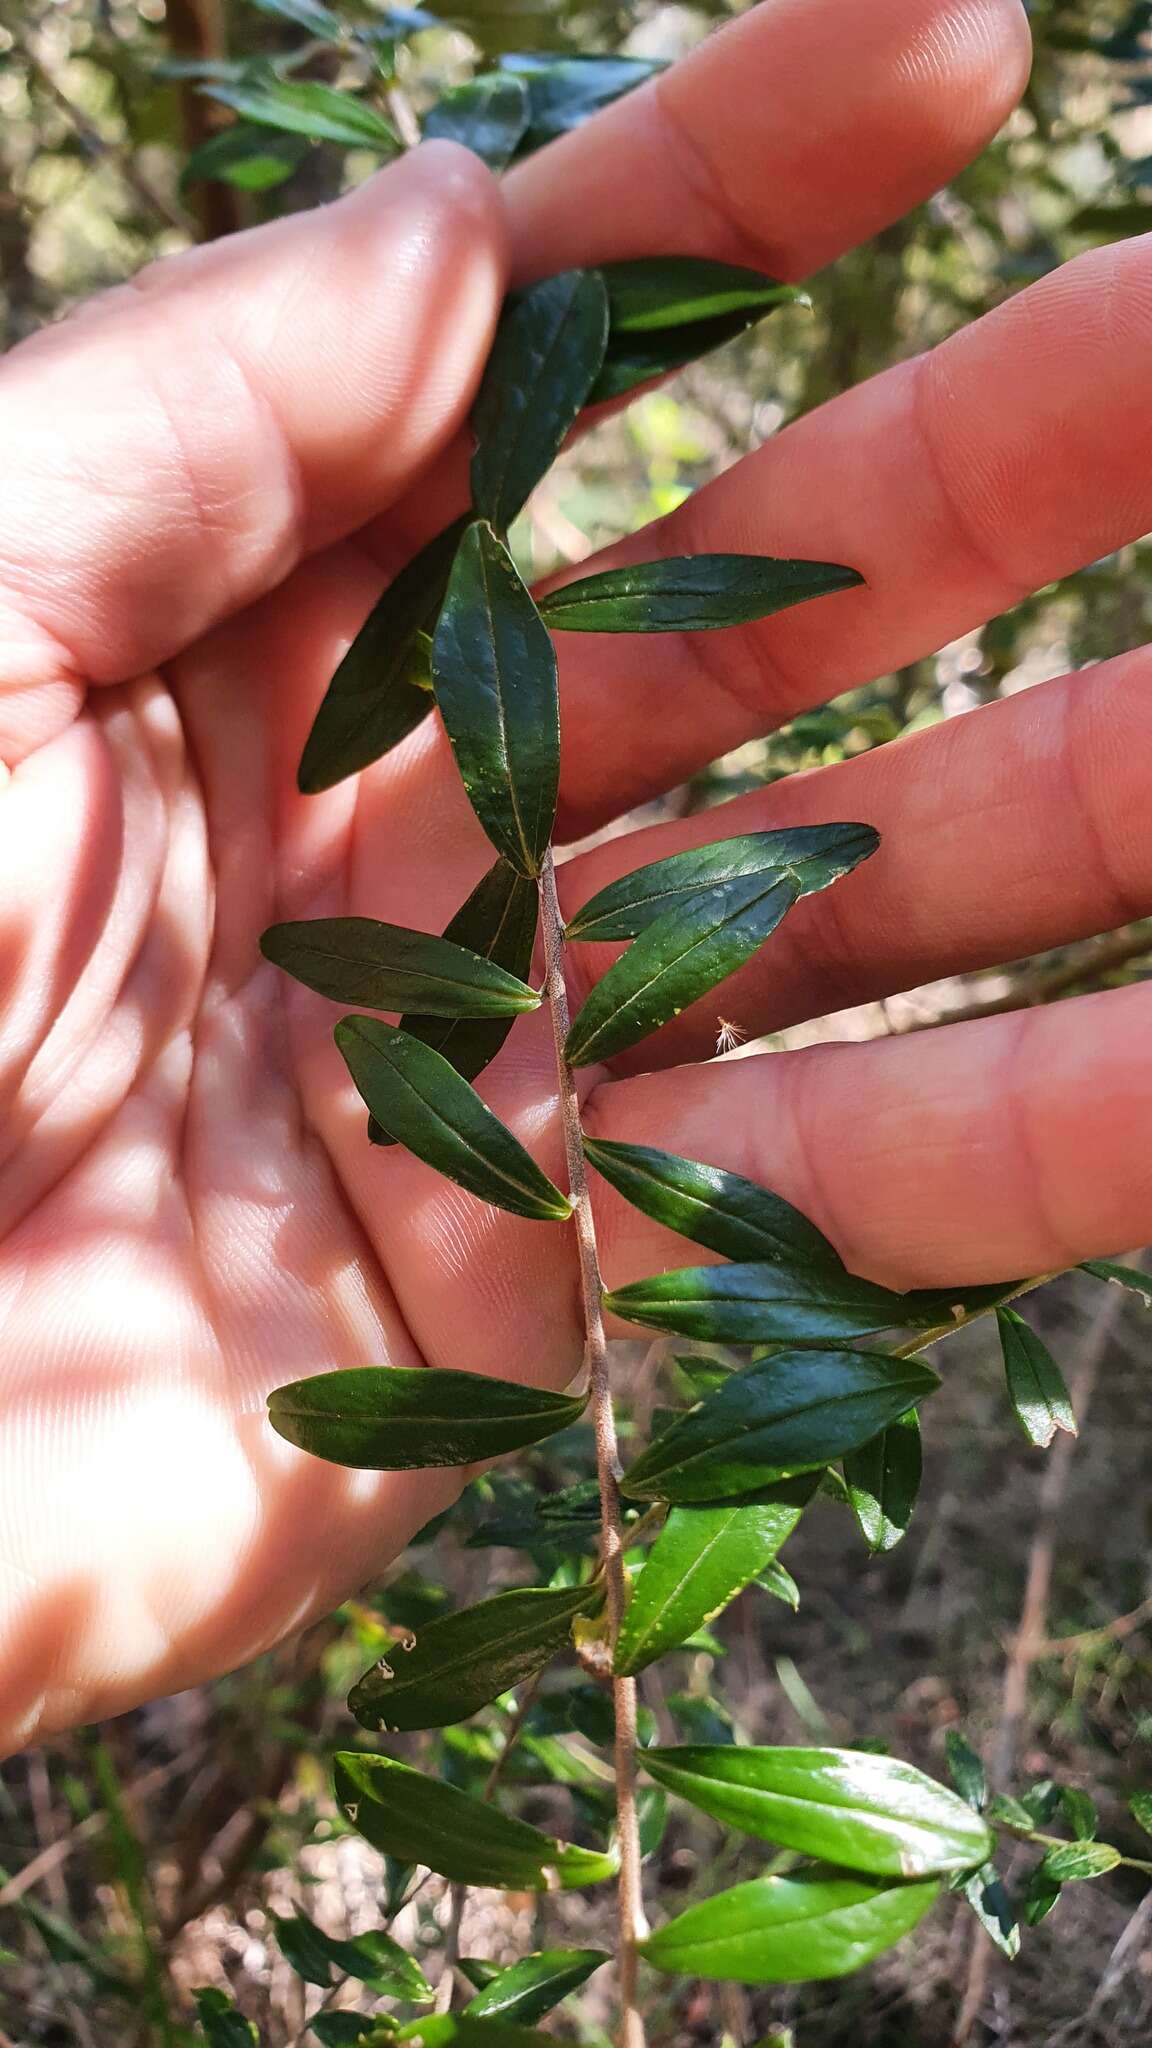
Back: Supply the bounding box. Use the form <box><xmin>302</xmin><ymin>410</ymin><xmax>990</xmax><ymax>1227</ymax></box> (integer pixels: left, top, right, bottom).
<box><xmin>334</xmin><ymin>1755</ymin><xmax>616</xmax><ymax>1890</ymax></box>
<box><xmin>606</xmin><ymin>1264</ymin><xmax>1010</xmax><ymax>1346</ymax></box>
<box><xmin>1036</xmin><ymin>1841</ymin><xmax>1120</xmax><ymax>1883</ymax></box>
<box><xmin>432</xmin><ymin>522</ymin><xmax>559</xmax><ymax>876</ymax></box>
<box><xmin>619</xmin><ymin>1349</ymin><xmax>941</xmax><ymax>1503</ymax></box>
<box><xmin>311</xmin><ymin>2016</ymin><xmax>389</xmax><ymax>2047</ymax></box>
<box><xmin>1131</xmin><ymin>1790</ymin><xmax>1152</xmax><ymax>1839</ymax></box>
<box><xmin>997</xmin><ymin>1307</ymin><xmax>1077</xmax><ymax>1448</ymax></box>
<box><xmin>471</xmin><ymin>273</ymin><xmax>608</xmax><ymax>533</ymax></box>
<box><xmin>335</xmin><ymin>1018</ymin><xmax>571</xmax><ymax>1221</ymax></box>
<box><xmin>261</xmin><ymin>917</ymin><xmax>539</xmax><ymax>1018</ymax></box>
<box><xmin>843</xmin><ymin>1410</ymin><xmax>922</xmax><ymax>1554</ymax></box>
<box><xmin>537</xmin><ymin>554</ymin><xmax>862</xmax><ymax>634</ymax></box>
<box><xmin>273</xmin><ymin>1912</ymin><xmax>431</xmax><ymax>2001</ymax></box>
<box><xmin>298</xmin><ymin>519</ymin><xmax>464</xmax><ymax>794</ymax></box>
<box><xmin>1081</xmin><ymin>1258</ymin><xmax>1152</xmax><ymax>1307</ymax></box>
<box><xmin>1061</xmin><ymin>1787</ymin><xmax>1098</xmax><ymax>1840</ymax></box>
<box><xmin>424</xmin><ymin>74</ymin><xmax>529</xmax><ymax>170</ymax></box>
<box><xmin>614</xmin><ymin>1479</ymin><xmax>818</xmax><ymax>1676</ymax></box>
<box><xmin>582</xmin><ymin>1139</ymin><xmax>845</xmax><ymax>1270</ymax></box>
<box><xmin>203</xmin><ymin>81</ymin><xmax>400</xmax><ymax>153</ymax></box>
<box><xmin>462</xmin><ymin>1948</ymin><xmax>608</xmax><ymax>2024</ymax></box>
<box><xmin>397</xmin><ymin>2021</ymin><xmax>553</xmax><ymax>2048</ymax></box>
<box><xmin>986</xmin><ymin>1794</ymin><xmax>1036</xmax><ymax>1833</ymax></box>
<box><xmin>195</xmin><ymin>1990</ymin><xmax>258</xmax><ymax>2046</ymax></box>
<box><xmin>675</xmin><ymin>1352</ymin><xmax>738</xmax><ymax>1398</ymax></box>
<box><xmin>565</xmin><ymin>875</ymin><xmax>799</xmax><ymax>1068</ymax></box>
<box><xmin>961</xmin><ymin>1865</ymin><xmax>1020</xmax><ymax>1960</ymax></box>
<box><xmin>641</xmin><ymin>1866</ymin><xmax>940</xmax><ymax>1984</ymax></box>
<box><xmin>1022</xmin><ymin>1865</ymin><xmax>1062</xmax><ymax>1926</ymax></box>
<box><xmin>181</xmin><ymin>122</ymin><xmax>307</xmax><ymax>191</ymax></box>
<box><xmin>641</xmin><ymin>1746</ymin><xmax>992</xmax><ymax>1878</ymax></box>
<box><xmin>590</xmin><ymin>256</ymin><xmax>805</xmax><ymax>402</ymax></box>
<box><xmin>565</xmin><ymin>824</ymin><xmax>879</xmax><ymax>943</ymax></box>
<box><xmin>268</xmin><ymin>1365</ymin><xmax>585</xmax><ymax>1469</ymax></box>
<box><xmin>348</xmin><ymin>1584</ymin><xmax>598</xmax><ymax>1731</ymax></box>
<box><xmin>944</xmin><ymin>1732</ymin><xmax>987</xmax><ymax>1814</ymax></box>
<box><xmin>250</xmin><ymin>0</ymin><xmax>342</xmax><ymax>32</ymax></box>
<box><xmin>501</xmin><ymin>52</ymin><xmax>663</xmax><ymax>152</ymax></box>
<box><xmin>758</xmin><ymin>1557</ymin><xmax>801</xmax><ymax>1608</ymax></box>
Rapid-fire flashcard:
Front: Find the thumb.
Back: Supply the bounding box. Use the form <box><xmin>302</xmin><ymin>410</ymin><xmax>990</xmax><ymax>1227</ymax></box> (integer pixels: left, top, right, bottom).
<box><xmin>0</xmin><ymin>142</ymin><xmax>505</xmax><ymax>706</ymax></box>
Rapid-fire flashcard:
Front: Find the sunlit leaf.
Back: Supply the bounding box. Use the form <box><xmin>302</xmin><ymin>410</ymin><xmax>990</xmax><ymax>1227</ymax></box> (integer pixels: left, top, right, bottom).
<box><xmin>273</xmin><ymin>1911</ymin><xmax>431</xmax><ymax>2001</ymax></box>
<box><xmin>261</xmin><ymin>917</ymin><xmax>539</xmax><ymax>1017</ymax></box>
<box><xmin>606</xmin><ymin>1264</ymin><xmax>1010</xmax><ymax>1346</ymax></box>
<box><xmin>202</xmin><ymin>80</ymin><xmax>400</xmax><ymax>152</ymax></box>
<box><xmin>997</xmin><ymin>1307</ymin><xmax>1077</xmax><ymax>1448</ymax></box>
<box><xmin>843</xmin><ymin>1410</ymin><xmax>922</xmax><ymax>1554</ymax></box>
<box><xmin>1131</xmin><ymin>1790</ymin><xmax>1152</xmax><ymax>1839</ymax></box>
<box><xmin>1081</xmin><ymin>1258</ymin><xmax>1152</xmax><ymax>1307</ymax></box>
<box><xmin>641</xmin><ymin>1866</ymin><xmax>940</xmax><ymax>1983</ymax></box>
<box><xmin>583</xmin><ymin>1138</ymin><xmax>844</xmax><ymax>1269</ymax></box>
<box><xmin>396</xmin><ymin>2020</ymin><xmax>553</xmax><ymax>2047</ymax></box>
<box><xmin>1035</xmin><ymin>1841</ymin><xmax>1120</xmax><ymax>1883</ymax></box>
<box><xmin>334</xmin><ymin>1754</ymin><xmax>616</xmax><ymax>1890</ymax></box>
<box><xmin>462</xmin><ymin>1948</ymin><xmax>608</xmax><ymax>2024</ymax></box>
<box><xmin>565</xmin><ymin>824</ymin><xmax>879</xmax><ymax>942</ymax></box>
<box><xmin>538</xmin><ymin>554</ymin><xmax>862</xmax><ymax>633</ymax></box>
<box><xmin>471</xmin><ymin>273</ymin><xmax>608</xmax><ymax>532</ymax></box>
<box><xmin>424</xmin><ymin>74</ymin><xmax>529</xmax><ymax>169</ymax></box>
<box><xmin>349</xmin><ymin>1584</ymin><xmax>599</xmax><ymax>1731</ymax></box>
<box><xmin>268</xmin><ymin>1365</ymin><xmax>586</xmax><ymax>1469</ymax></box>
<box><xmin>1060</xmin><ymin>1788</ymin><xmax>1098</xmax><ymax>1841</ymax></box>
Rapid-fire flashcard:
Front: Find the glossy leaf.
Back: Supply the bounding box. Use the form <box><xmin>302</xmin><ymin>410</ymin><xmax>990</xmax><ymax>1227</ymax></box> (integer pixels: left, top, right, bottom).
<box><xmin>641</xmin><ymin>1866</ymin><xmax>940</xmax><ymax>1984</ymax></box>
<box><xmin>614</xmin><ymin>1479</ymin><xmax>818</xmax><ymax>1676</ymax></box>
<box><xmin>945</xmin><ymin>1732</ymin><xmax>987</xmax><ymax>1813</ymax></box>
<box><xmin>501</xmin><ymin>53</ymin><xmax>663</xmax><ymax>152</ymax></box>
<box><xmin>298</xmin><ymin>520</ymin><xmax>464</xmax><ymax>793</ymax></box>
<box><xmin>268</xmin><ymin>1365</ymin><xmax>586</xmax><ymax>1469</ymax></box>
<box><xmin>334</xmin><ymin>1754</ymin><xmax>616</xmax><ymax>1890</ymax></box>
<box><xmin>462</xmin><ymin>1948</ymin><xmax>608</xmax><ymax>2024</ymax></box>
<box><xmin>1022</xmin><ymin>1866</ymin><xmax>1062</xmax><ymax>1926</ymax></box>
<box><xmin>335</xmin><ymin>1018</ymin><xmax>570</xmax><ymax>1221</ymax></box>
<box><xmin>642</xmin><ymin>1746</ymin><xmax>991</xmax><ymax>1877</ymax></box>
<box><xmin>759</xmin><ymin>1557</ymin><xmax>801</xmax><ymax>1609</ymax></box>
<box><xmin>1037</xmin><ymin>1840</ymin><xmax>1120</xmax><ymax>1883</ymax></box>
<box><xmin>675</xmin><ymin>1352</ymin><xmax>738</xmax><ymax>1398</ymax></box>
<box><xmin>195</xmin><ymin>1990</ymin><xmax>257</xmax><ymax>2046</ymax></box>
<box><xmin>620</xmin><ymin>1349</ymin><xmax>940</xmax><ymax>1503</ymax></box>
<box><xmin>602</xmin><ymin>256</ymin><xmax>801</xmax><ymax>334</ymax></box>
<box><xmin>592</xmin><ymin>261</ymin><xmax>805</xmax><ymax>401</ymax></box>
<box><xmin>605</xmin><ymin>1263</ymin><xmax>1008</xmax><ymax>1346</ymax></box>
<box><xmin>432</xmin><ymin>522</ymin><xmax>559</xmax><ymax>876</ymax></box>
<box><xmin>843</xmin><ymin>1410</ymin><xmax>922</xmax><ymax>1554</ymax></box>
<box><xmin>1061</xmin><ymin>1787</ymin><xmax>1098</xmax><ymax>1841</ymax></box>
<box><xmin>261</xmin><ymin>917</ymin><xmax>539</xmax><ymax>1018</ymax></box>
<box><xmin>997</xmin><ymin>1307</ymin><xmax>1077</xmax><ymax>1448</ymax></box>
<box><xmin>566</xmin><ymin>824</ymin><xmax>879</xmax><ymax>942</ymax></box>
<box><xmin>471</xmin><ymin>273</ymin><xmax>609</xmax><ymax>533</ymax></box>
<box><xmin>962</xmin><ymin>1865</ymin><xmax>1020</xmax><ymax>1960</ymax></box>
<box><xmin>537</xmin><ymin>554</ymin><xmax>862</xmax><ymax>634</ymax></box>
<box><xmin>424</xmin><ymin>74</ymin><xmax>529</xmax><ymax>169</ymax></box>
<box><xmin>583</xmin><ymin>1138</ymin><xmax>844</xmax><ymax>1270</ymax></box>
<box><xmin>349</xmin><ymin>1584</ymin><xmax>598</xmax><ymax>1731</ymax></box>
<box><xmin>565</xmin><ymin>875</ymin><xmax>799</xmax><ymax>1068</ymax></box>
<box><xmin>272</xmin><ymin>1912</ymin><xmax>431</xmax><ymax>2001</ymax></box>
<box><xmin>1081</xmin><ymin>1258</ymin><xmax>1152</xmax><ymax>1306</ymax></box>
<box><xmin>1131</xmin><ymin>1790</ymin><xmax>1152</xmax><ymax>1839</ymax></box>
<box><xmin>204</xmin><ymin>81</ymin><xmax>400</xmax><ymax>153</ymax></box>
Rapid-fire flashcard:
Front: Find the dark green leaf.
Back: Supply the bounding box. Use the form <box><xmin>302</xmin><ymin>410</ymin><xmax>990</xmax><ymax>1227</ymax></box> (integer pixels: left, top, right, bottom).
<box><xmin>565</xmin><ymin>875</ymin><xmax>799</xmax><ymax>1068</ymax></box>
<box><xmin>335</xmin><ymin>1018</ymin><xmax>571</xmax><ymax>1221</ymax></box>
<box><xmin>181</xmin><ymin>123</ymin><xmax>308</xmax><ymax>191</ymax></box>
<box><xmin>758</xmin><ymin>1557</ymin><xmax>801</xmax><ymax>1608</ymax></box>
<box><xmin>195</xmin><ymin>1990</ymin><xmax>257</xmax><ymax>2046</ymax></box>
<box><xmin>432</xmin><ymin>522</ymin><xmax>559</xmax><ymax>876</ymax></box>
<box><xmin>565</xmin><ymin>824</ymin><xmax>879</xmax><ymax>943</ymax></box>
<box><xmin>250</xmin><ymin>0</ymin><xmax>342</xmax><ymax>32</ymax></box>
<box><xmin>311</xmin><ymin>2016</ymin><xmax>387</xmax><ymax>2047</ymax></box>
<box><xmin>1081</xmin><ymin>1258</ymin><xmax>1152</xmax><ymax>1306</ymax></box>
<box><xmin>641</xmin><ymin>1866</ymin><xmax>940</xmax><ymax>1983</ymax></box>
<box><xmin>268</xmin><ymin>1365</ymin><xmax>585</xmax><ymax>1469</ymax></box>
<box><xmin>501</xmin><ymin>53</ymin><xmax>664</xmax><ymax>152</ymax></box>
<box><xmin>424</xmin><ymin>74</ymin><xmax>529</xmax><ymax>170</ymax></box>
<box><xmin>962</xmin><ymin>1865</ymin><xmax>1019</xmax><ymax>1959</ymax></box>
<box><xmin>583</xmin><ymin>1138</ymin><xmax>845</xmax><ymax>1270</ymax></box>
<box><xmin>349</xmin><ymin>1584</ymin><xmax>598</xmax><ymax>1731</ymax></box>
<box><xmin>261</xmin><ymin>917</ymin><xmax>539</xmax><ymax>1018</ymax></box>
<box><xmin>397</xmin><ymin>2021</ymin><xmax>552</xmax><ymax>2048</ymax></box>
<box><xmin>1021</xmin><ymin>1780</ymin><xmax>1062</xmax><ymax>1826</ymax></box>
<box><xmin>1022</xmin><ymin>1866</ymin><xmax>1062</xmax><ymax>1926</ymax></box>
<box><xmin>463</xmin><ymin>1948</ymin><xmax>608</xmax><ymax>2024</ymax></box>
<box><xmin>614</xmin><ymin>1479</ymin><xmax>818</xmax><ymax>1675</ymax></box>
<box><xmin>944</xmin><ymin>1732</ymin><xmax>987</xmax><ymax>1814</ymax></box>
<box><xmin>203</xmin><ymin>81</ymin><xmax>400</xmax><ymax>153</ymax></box>
<box><xmin>675</xmin><ymin>1352</ymin><xmax>738</xmax><ymax>1398</ymax></box>
<box><xmin>334</xmin><ymin>1754</ymin><xmax>616</xmax><ymax>1890</ymax></box>
<box><xmin>606</xmin><ymin>1263</ymin><xmax>1008</xmax><ymax>1346</ymax></box>
<box><xmin>1036</xmin><ymin>1841</ymin><xmax>1120</xmax><ymax>1883</ymax></box>
<box><xmin>1061</xmin><ymin>1787</ymin><xmax>1098</xmax><ymax>1841</ymax></box>
<box><xmin>471</xmin><ymin>273</ymin><xmax>608</xmax><ymax>532</ymax></box>
<box><xmin>298</xmin><ymin>520</ymin><xmax>464</xmax><ymax>794</ymax></box>
<box><xmin>588</xmin><ymin>256</ymin><xmax>805</xmax><ymax>401</ymax></box>
<box><xmin>997</xmin><ymin>1307</ymin><xmax>1077</xmax><ymax>1448</ymax></box>
<box><xmin>642</xmin><ymin>1746</ymin><xmax>991</xmax><ymax>1877</ymax></box>
<box><xmin>1131</xmin><ymin>1790</ymin><xmax>1152</xmax><ymax>1839</ymax></box>
<box><xmin>619</xmin><ymin>1349</ymin><xmax>941</xmax><ymax>1503</ymax></box>
<box><xmin>537</xmin><ymin>554</ymin><xmax>862</xmax><ymax>634</ymax></box>
<box><xmin>273</xmin><ymin>1912</ymin><xmax>431</xmax><ymax>2001</ymax></box>
<box><xmin>843</xmin><ymin>1410</ymin><xmax>922</xmax><ymax>1554</ymax></box>
<box><xmin>986</xmin><ymin>1794</ymin><xmax>1035</xmax><ymax>1833</ymax></box>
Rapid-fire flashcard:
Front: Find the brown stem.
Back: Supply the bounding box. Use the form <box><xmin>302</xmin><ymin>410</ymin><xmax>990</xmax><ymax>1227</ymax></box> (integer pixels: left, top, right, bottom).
<box><xmin>539</xmin><ymin>848</ymin><xmax>648</xmax><ymax>2048</ymax></box>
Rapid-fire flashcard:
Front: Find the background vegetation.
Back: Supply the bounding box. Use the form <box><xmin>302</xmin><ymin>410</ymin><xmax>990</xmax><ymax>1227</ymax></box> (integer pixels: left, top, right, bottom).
<box><xmin>1</xmin><ymin>2</ymin><xmax>1152</xmax><ymax>2043</ymax></box>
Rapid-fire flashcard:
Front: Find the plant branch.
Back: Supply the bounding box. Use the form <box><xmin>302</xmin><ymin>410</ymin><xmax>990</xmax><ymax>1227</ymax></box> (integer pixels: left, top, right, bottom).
<box><xmin>898</xmin><ymin>923</ymin><xmax>1152</xmax><ymax>1035</ymax></box>
<box><xmin>539</xmin><ymin>847</ymin><xmax>648</xmax><ymax>2048</ymax></box>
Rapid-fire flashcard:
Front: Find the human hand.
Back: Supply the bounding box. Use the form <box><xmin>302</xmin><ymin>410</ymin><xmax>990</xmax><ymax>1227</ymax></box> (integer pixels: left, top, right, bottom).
<box><xmin>5</xmin><ymin>0</ymin><xmax>1142</xmax><ymax>1757</ymax></box>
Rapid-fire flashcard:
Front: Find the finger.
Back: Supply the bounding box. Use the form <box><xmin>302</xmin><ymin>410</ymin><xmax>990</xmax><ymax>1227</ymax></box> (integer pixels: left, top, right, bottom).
<box><xmin>548</xmin><ymin>231</ymin><xmax>1152</xmax><ymax>836</ymax></box>
<box><xmin>503</xmin><ymin>0</ymin><xmax>1030</xmax><ymax>281</ymax></box>
<box><xmin>557</xmin><ymin>642</ymin><xmax>1152</xmax><ymax>1071</ymax></box>
<box><xmin>0</xmin><ymin>143</ymin><xmax>505</xmax><ymax>734</ymax></box>
<box><xmin>586</xmin><ymin>981</ymin><xmax>1152</xmax><ymax>1297</ymax></box>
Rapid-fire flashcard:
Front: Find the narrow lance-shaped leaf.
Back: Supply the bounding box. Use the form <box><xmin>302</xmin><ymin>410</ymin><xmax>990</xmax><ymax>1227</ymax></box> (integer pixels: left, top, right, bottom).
<box><xmin>614</xmin><ymin>1477</ymin><xmax>819</xmax><ymax>1676</ymax></box>
<box><xmin>268</xmin><ymin>1365</ymin><xmax>586</xmax><ymax>1470</ymax></box>
<box><xmin>605</xmin><ymin>1263</ymin><xmax>1014</xmax><ymax>1346</ymax></box>
<box><xmin>500</xmin><ymin>53</ymin><xmax>664</xmax><ymax>153</ymax></box>
<box><xmin>641</xmin><ymin>1746</ymin><xmax>992</xmax><ymax>1878</ymax></box>
<box><xmin>565</xmin><ymin>875</ymin><xmax>799</xmax><ymax>1068</ymax></box>
<box><xmin>195</xmin><ymin>1990</ymin><xmax>258</xmax><ymax>2047</ymax></box>
<box><xmin>843</xmin><ymin>1409</ymin><xmax>922</xmax><ymax>1554</ymax></box>
<box><xmin>471</xmin><ymin>272</ymin><xmax>609</xmax><ymax>533</ymax></box>
<box><xmin>336</xmin><ymin>1017</ymin><xmax>571</xmax><ymax>1222</ymax></box>
<box><xmin>202</xmin><ymin>80</ymin><xmax>401</xmax><ymax>153</ymax></box>
<box><xmin>566</xmin><ymin>824</ymin><xmax>879</xmax><ymax>942</ymax></box>
<box><xmin>583</xmin><ymin>1137</ymin><xmax>845</xmax><ymax>1270</ymax></box>
<box><xmin>620</xmin><ymin>1349</ymin><xmax>941</xmax><ymax>1503</ymax></box>
<box><xmin>462</xmin><ymin>1949</ymin><xmax>608</xmax><ymax>2025</ymax></box>
<box><xmin>1081</xmin><ymin>1258</ymin><xmax>1152</xmax><ymax>1307</ymax></box>
<box><xmin>260</xmin><ymin>917</ymin><xmax>539</xmax><ymax>1018</ymax></box>
<box><xmin>298</xmin><ymin>518</ymin><xmax>465</xmax><ymax>794</ymax></box>
<box><xmin>641</xmin><ymin>1867</ymin><xmax>941</xmax><ymax>1984</ymax></box>
<box><xmin>997</xmin><ymin>1307</ymin><xmax>1077</xmax><ymax>1448</ymax></box>
<box><xmin>181</xmin><ymin>124</ymin><xmax>307</xmax><ymax>192</ymax></box>
<box><xmin>591</xmin><ymin>256</ymin><xmax>806</xmax><ymax>403</ymax></box>
<box><xmin>424</xmin><ymin>74</ymin><xmax>529</xmax><ymax>170</ymax></box>
<box><xmin>272</xmin><ymin>1911</ymin><xmax>431</xmax><ymax>2001</ymax></box>
<box><xmin>537</xmin><ymin>553</ymin><xmax>862</xmax><ymax>633</ymax></box>
<box><xmin>432</xmin><ymin>522</ymin><xmax>559</xmax><ymax>876</ymax></box>
<box><xmin>334</xmin><ymin>1754</ymin><xmax>616</xmax><ymax>1890</ymax></box>
<box><xmin>348</xmin><ymin>1584</ymin><xmax>600</xmax><ymax>1732</ymax></box>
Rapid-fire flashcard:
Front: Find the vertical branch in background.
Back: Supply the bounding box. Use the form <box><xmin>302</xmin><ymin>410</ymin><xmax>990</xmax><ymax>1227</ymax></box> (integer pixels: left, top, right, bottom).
<box><xmin>165</xmin><ymin>0</ymin><xmax>240</xmax><ymax>241</ymax></box>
